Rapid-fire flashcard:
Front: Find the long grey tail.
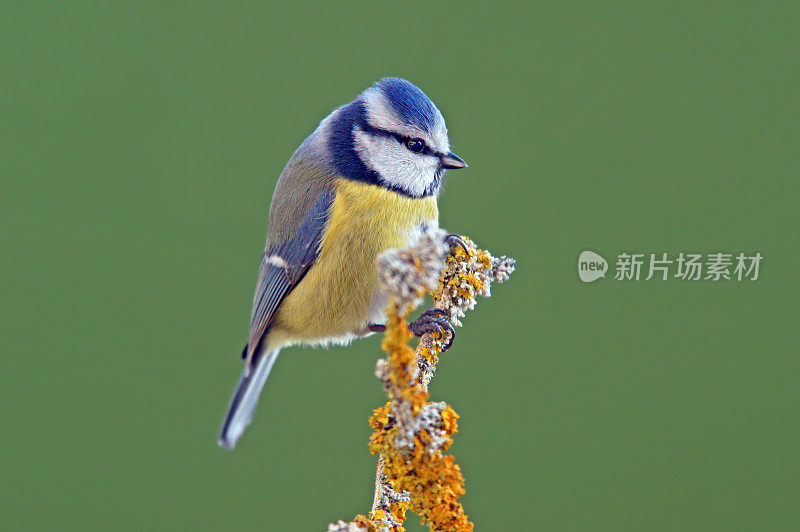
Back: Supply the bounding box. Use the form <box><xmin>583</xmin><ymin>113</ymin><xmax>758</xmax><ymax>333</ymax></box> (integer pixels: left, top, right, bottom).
<box><xmin>218</xmin><ymin>349</ymin><xmax>280</xmax><ymax>450</ymax></box>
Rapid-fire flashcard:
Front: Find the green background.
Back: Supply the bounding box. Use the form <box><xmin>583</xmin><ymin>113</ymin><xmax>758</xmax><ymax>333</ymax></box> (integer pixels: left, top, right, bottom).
<box><xmin>2</xmin><ymin>2</ymin><xmax>798</xmax><ymax>530</ymax></box>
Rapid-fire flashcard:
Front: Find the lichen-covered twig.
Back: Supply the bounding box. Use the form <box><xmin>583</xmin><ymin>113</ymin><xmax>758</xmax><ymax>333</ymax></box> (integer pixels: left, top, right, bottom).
<box><xmin>329</xmin><ymin>230</ymin><xmax>515</xmax><ymax>532</ymax></box>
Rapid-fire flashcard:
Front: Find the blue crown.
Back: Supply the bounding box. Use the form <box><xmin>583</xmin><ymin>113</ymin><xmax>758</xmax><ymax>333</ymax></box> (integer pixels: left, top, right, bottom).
<box><xmin>375</xmin><ymin>77</ymin><xmax>440</xmax><ymax>132</ymax></box>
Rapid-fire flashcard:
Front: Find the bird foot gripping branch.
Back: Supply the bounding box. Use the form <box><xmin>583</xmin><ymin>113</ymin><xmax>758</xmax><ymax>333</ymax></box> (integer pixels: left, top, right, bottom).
<box><xmin>329</xmin><ymin>230</ymin><xmax>515</xmax><ymax>532</ymax></box>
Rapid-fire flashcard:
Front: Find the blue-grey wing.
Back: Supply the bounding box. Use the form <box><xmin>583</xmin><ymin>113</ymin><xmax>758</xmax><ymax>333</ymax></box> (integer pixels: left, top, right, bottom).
<box><xmin>244</xmin><ymin>188</ymin><xmax>334</xmax><ymax>367</ymax></box>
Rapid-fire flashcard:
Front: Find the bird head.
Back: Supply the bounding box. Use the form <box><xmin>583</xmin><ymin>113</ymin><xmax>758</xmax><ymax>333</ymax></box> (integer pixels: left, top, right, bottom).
<box><xmin>327</xmin><ymin>77</ymin><xmax>467</xmax><ymax>198</ymax></box>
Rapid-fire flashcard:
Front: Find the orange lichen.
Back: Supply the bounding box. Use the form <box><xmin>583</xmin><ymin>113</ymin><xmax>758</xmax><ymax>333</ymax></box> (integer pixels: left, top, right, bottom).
<box><xmin>331</xmin><ymin>233</ymin><xmax>514</xmax><ymax>532</ymax></box>
<box><xmin>363</xmin><ymin>258</ymin><xmax>476</xmax><ymax>531</ymax></box>
<box><xmin>366</xmin><ymin>299</ymin><xmax>472</xmax><ymax>532</ymax></box>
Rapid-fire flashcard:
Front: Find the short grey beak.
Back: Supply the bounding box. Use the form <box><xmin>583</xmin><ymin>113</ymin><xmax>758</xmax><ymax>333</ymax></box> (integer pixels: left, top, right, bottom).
<box><xmin>440</xmin><ymin>152</ymin><xmax>468</xmax><ymax>169</ymax></box>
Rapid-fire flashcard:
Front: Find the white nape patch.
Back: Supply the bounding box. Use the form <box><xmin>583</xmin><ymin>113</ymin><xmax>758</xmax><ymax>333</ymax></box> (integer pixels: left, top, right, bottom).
<box><xmin>265</xmin><ymin>255</ymin><xmax>288</xmax><ymax>268</ymax></box>
<box><xmin>353</xmin><ymin>127</ymin><xmax>440</xmax><ymax>197</ymax></box>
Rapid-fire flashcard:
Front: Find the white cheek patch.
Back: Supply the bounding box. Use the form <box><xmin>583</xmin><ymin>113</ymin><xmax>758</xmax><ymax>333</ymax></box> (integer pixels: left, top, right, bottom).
<box><xmin>354</xmin><ymin>128</ymin><xmax>439</xmax><ymax>197</ymax></box>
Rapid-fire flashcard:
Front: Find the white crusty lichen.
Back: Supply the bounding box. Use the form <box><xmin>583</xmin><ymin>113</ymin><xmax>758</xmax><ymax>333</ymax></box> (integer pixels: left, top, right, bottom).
<box><xmin>390</xmin><ymin>400</ymin><xmax>449</xmax><ymax>453</ymax></box>
<box><xmin>327</xmin><ymin>521</ymin><xmax>367</xmax><ymax>532</ymax></box>
<box><xmin>375</xmin><ymin>228</ymin><xmax>448</xmax><ymax>313</ymax></box>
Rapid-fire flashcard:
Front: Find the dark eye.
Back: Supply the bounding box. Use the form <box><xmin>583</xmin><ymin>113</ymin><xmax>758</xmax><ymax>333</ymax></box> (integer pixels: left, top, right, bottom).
<box><xmin>406</xmin><ymin>138</ymin><xmax>425</xmax><ymax>153</ymax></box>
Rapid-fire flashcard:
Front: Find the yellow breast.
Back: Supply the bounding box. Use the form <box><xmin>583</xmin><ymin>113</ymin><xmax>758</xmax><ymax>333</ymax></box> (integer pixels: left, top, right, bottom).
<box><xmin>272</xmin><ymin>178</ymin><xmax>438</xmax><ymax>343</ymax></box>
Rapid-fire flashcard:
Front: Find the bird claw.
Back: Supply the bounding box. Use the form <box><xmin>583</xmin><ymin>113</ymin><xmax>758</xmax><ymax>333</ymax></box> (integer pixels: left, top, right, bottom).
<box><xmin>409</xmin><ymin>307</ymin><xmax>456</xmax><ymax>351</ymax></box>
<box><xmin>444</xmin><ymin>233</ymin><xmax>468</xmax><ymax>256</ymax></box>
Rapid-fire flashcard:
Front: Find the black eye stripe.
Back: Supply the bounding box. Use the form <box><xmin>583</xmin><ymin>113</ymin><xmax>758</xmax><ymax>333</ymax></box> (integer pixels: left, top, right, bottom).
<box><xmin>359</xmin><ymin>123</ymin><xmax>439</xmax><ymax>157</ymax></box>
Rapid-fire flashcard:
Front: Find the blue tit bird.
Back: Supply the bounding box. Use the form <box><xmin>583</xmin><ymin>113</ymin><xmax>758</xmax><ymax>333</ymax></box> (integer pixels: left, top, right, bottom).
<box><xmin>219</xmin><ymin>77</ymin><xmax>468</xmax><ymax>450</ymax></box>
